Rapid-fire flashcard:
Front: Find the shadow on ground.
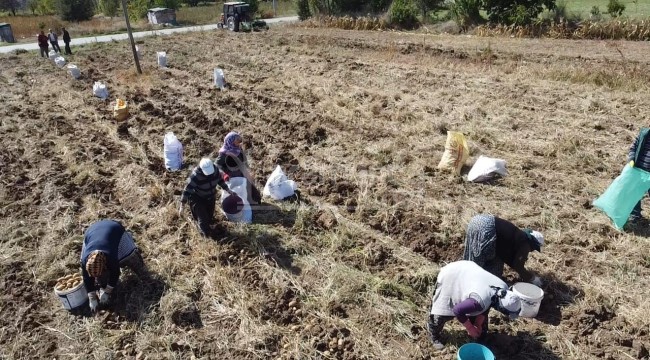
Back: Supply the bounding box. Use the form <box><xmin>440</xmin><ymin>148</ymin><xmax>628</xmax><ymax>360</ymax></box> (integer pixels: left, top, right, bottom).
<box><xmin>252</xmin><ymin>201</ymin><xmax>297</xmax><ymax>228</ymax></box>
<box><xmin>534</xmin><ymin>272</ymin><xmax>583</xmax><ymax>326</ymax></box>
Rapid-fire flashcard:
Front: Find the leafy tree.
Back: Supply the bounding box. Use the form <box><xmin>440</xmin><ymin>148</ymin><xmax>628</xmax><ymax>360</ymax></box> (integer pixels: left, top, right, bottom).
<box><xmin>128</xmin><ymin>0</ymin><xmax>150</xmax><ymax>20</ymax></box>
<box><xmin>389</xmin><ymin>0</ymin><xmax>418</xmax><ymax>29</ymax></box>
<box><xmin>414</xmin><ymin>0</ymin><xmax>441</xmax><ymax>19</ymax></box>
<box><xmin>183</xmin><ymin>0</ymin><xmax>199</xmax><ymax>6</ymax></box>
<box><xmin>55</xmin><ymin>0</ymin><xmax>95</xmax><ymax>21</ymax></box>
<box><xmin>27</xmin><ymin>0</ymin><xmax>38</xmax><ymax>14</ymax></box>
<box><xmin>0</xmin><ymin>0</ymin><xmax>21</xmax><ymax>16</ymax></box>
<box><xmin>483</xmin><ymin>0</ymin><xmax>556</xmax><ymax>25</ymax></box>
<box><xmin>154</xmin><ymin>0</ymin><xmax>180</xmax><ymax>10</ymax></box>
<box><xmin>99</xmin><ymin>0</ymin><xmax>119</xmax><ymax>17</ymax></box>
<box><xmin>607</xmin><ymin>0</ymin><xmax>625</xmax><ymax>17</ymax></box>
<box><xmin>37</xmin><ymin>0</ymin><xmax>56</xmax><ymax>15</ymax></box>
<box><xmin>296</xmin><ymin>0</ymin><xmax>311</xmax><ymax>20</ymax></box>
<box><xmin>245</xmin><ymin>0</ymin><xmax>258</xmax><ymax>15</ymax></box>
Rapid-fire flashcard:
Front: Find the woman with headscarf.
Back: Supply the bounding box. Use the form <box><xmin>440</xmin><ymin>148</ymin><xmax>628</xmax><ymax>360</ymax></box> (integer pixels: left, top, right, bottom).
<box><xmin>80</xmin><ymin>220</ymin><xmax>147</xmax><ymax>312</ymax></box>
<box><xmin>463</xmin><ymin>214</ymin><xmax>545</xmax><ymax>287</ymax></box>
<box><xmin>427</xmin><ymin>260</ymin><xmax>522</xmax><ymax>350</ymax></box>
<box><xmin>215</xmin><ymin>131</ymin><xmax>262</xmax><ymax>203</ymax></box>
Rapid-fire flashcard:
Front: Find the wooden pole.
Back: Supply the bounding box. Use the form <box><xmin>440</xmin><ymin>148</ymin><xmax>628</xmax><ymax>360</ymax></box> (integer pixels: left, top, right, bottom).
<box><xmin>273</xmin><ymin>0</ymin><xmax>277</xmax><ymax>17</ymax></box>
<box><xmin>120</xmin><ymin>0</ymin><xmax>142</xmax><ymax>74</ymax></box>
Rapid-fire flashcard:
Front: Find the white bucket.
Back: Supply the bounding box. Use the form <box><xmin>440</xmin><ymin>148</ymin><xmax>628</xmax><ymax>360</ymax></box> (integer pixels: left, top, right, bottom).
<box><xmin>214</xmin><ymin>68</ymin><xmax>226</xmax><ymax>90</ymax></box>
<box><xmin>512</xmin><ymin>282</ymin><xmax>544</xmax><ymax>318</ymax></box>
<box><xmin>54</xmin><ymin>281</ymin><xmax>88</xmax><ymax>310</ymax></box>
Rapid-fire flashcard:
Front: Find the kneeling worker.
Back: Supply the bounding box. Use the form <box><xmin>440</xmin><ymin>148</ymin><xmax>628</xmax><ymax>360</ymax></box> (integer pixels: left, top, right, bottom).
<box><xmin>81</xmin><ymin>220</ymin><xmax>147</xmax><ymax>312</ymax></box>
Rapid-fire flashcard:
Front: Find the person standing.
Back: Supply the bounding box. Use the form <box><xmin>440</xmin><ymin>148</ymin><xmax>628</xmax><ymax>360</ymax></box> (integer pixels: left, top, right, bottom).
<box><xmin>180</xmin><ymin>158</ymin><xmax>234</xmax><ymax>237</ymax></box>
<box><xmin>37</xmin><ymin>30</ymin><xmax>49</xmax><ymax>58</ymax></box>
<box><xmin>627</xmin><ymin>128</ymin><xmax>650</xmax><ymax>224</ymax></box>
<box><xmin>463</xmin><ymin>214</ymin><xmax>544</xmax><ymax>287</ymax></box>
<box><xmin>80</xmin><ymin>220</ymin><xmax>147</xmax><ymax>312</ymax></box>
<box><xmin>216</xmin><ymin>131</ymin><xmax>262</xmax><ymax>203</ymax></box>
<box><xmin>48</xmin><ymin>29</ymin><xmax>61</xmax><ymax>53</ymax></box>
<box><xmin>62</xmin><ymin>27</ymin><xmax>72</xmax><ymax>55</ymax></box>
<box><xmin>427</xmin><ymin>260</ymin><xmax>522</xmax><ymax>350</ymax></box>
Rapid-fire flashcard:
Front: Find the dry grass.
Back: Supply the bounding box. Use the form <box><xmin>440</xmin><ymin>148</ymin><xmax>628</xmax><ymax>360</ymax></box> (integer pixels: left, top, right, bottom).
<box><xmin>1</xmin><ymin>26</ymin><xmax>650</xmax><ymax>360</ymax></box>
<box><xmin>475</xmin><ymin>18</ymin><xmax>650</xmax><ymax>40</ymax></box>
<box><xmin>299</xmin><ymin>16</ymin><xmax>388</xmax><ymax>31</ymax></box>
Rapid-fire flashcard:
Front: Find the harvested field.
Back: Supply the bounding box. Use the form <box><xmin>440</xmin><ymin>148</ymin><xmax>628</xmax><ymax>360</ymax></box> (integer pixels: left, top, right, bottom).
<box><xmin>1</xmin><ymin>26</ymin><xmax>650</xmax><ymax>359</ymax></box>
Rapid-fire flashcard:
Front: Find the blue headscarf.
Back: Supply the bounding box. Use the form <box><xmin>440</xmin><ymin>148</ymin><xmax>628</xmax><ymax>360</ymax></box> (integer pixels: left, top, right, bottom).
<box><xmin>219</xmin><ymin>131</ymin><xmax>242</xmax><ymax>156</ymax></box>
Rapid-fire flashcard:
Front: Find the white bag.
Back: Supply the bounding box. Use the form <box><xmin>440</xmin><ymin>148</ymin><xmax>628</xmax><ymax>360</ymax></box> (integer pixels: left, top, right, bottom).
<box><xmin>54</xmin><ymin>56</ymin><xmax>66</xmax><ymax>68</ymax></box>
<box><xmin>92</xmin><ymin>81</ymin><xmax>109</xmax><ymax>100</ymax></box>
<box><xmin>135</xmin><ymin>45</ymin><xmax>141</xmax><ymax>60</ymax></box>
<box><xmin>157</xmin><ymin>51</ymin><xmax>167</xmax><ymax>68</ymax></box>
<box><xmin>163</xmin><ymin>132</ymin><xmax>183</xmax><ymax>171</ymax></box>
<box><xmin>214</xmin><ymin>68</ymin><xmax>226</xmax><ymax>90</ymax></box>
<box><xmin>48</xmin><ymin>50</ymin><xmax>57</xmax><ymax>61</ymax></box>
<box><xmin>263</xmin><ymin>165</ymin><xmax>297</xmax><ymax>200</ymax></box>
<box><xmin>66</xmin><ymin>64</ymin><xmax>81</xmax><ymax>79</ymax></box>
<box><xmin>467</xmin><ymin>155</ymin><xmax>508</xmax><ymax>182</ymax></box>
<box><xmin>221</xmin><ymin>177</ymin><xmax>252</xmax><ymax>223</ymax></box>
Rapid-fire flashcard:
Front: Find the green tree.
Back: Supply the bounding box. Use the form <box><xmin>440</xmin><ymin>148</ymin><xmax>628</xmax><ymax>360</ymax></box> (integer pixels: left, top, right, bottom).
<box><xmin>483</xmin><ymin>0</ymin><xmax>556</xmax><ymax>25</ymax></box>
<box><xmin>154</xmin><ymin>0</ymin><xmax>180</xmax><ymax>10</ymax></box>
<box><xmin>607</xmin><ymin>0</ymin><xmax>625</xmax><ymax>17</ymax></box>
<box><xmin>99</xmin><ymin>0</ymin><xmax>119</xmax><ymax>17</ymax></box>
<box><xmin>296</xmin><ymin>0</ymin><xmax>311</xmax><ymax>20</ymax></box>
<box><xmin>56</xmin><ymin>0</ymin><xmax>95</xmax><ymax>20</ymax></box>
<box><xmin>183</xmin><ymin>0</ymin><xmax>199</xmax><ymax>6</ymax></box>
<box><xmin>128</xmin><ymin>0</ymin><xmax>151</xmax><ymax>20</ymax></box>
<box><xmin>37</xmin><ymin>0</ymin><xmax>56</xmax><ymax>15</ymax></box>
<box><xmin>414</xmin><ymin>0</ymin><xmax>441</xmax><ymax>20</ymax></box>
<box><xmin>27</xmin><ymin>0</ymin><xmax>38</xmax><ymax>14</ymax></box>
<box><xmin>245</xmin><ymin>0</ymin><xmax>258</xmax><ymax>15</ymax></box>
<box><xmin>0</xmin><ymin>0</ymin><xmax>21</xmax><ymax>16</ymax></box>
<box><xmin>389</xmin><ymin>0</ymin><xmax>418</xmax><ymax>29</ymax></box>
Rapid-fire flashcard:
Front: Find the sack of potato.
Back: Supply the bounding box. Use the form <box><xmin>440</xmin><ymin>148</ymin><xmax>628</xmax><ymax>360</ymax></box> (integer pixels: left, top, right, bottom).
<box><xmin>55</xmin><ymin>273</ymin><xmax>83</xmax><ymax>292</ymax></box>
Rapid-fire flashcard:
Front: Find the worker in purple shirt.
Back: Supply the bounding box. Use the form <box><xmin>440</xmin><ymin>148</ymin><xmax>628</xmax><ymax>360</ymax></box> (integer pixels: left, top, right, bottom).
<box><xmin>427</xmin><ymin>261</ymin><xmax>522</xmax><ymax>350</ymax></box>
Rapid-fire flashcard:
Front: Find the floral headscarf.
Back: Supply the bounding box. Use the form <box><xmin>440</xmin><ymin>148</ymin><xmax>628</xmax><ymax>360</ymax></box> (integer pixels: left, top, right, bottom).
<box><xmin>219</xmin><ymin>131</ymin><xmax>242</xmax><ymax>156</ymax></box>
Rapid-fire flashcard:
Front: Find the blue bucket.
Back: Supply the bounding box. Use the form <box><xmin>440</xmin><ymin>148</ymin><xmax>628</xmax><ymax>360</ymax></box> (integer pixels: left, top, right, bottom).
<box><xmin>457</xmin><ymin>343</ymin><xmax>495</xmax><ymax>360</ymax></box>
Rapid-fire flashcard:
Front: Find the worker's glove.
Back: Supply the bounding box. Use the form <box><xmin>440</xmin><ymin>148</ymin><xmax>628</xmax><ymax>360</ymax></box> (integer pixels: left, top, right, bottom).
<box><xmin>474</xmin><ymin>314</ymin><xmax>487</xmax><ymax>330</ymax></box>
<box><xmin>88</xmin><ymin>292</ymin><xmax>99</xmax><ymax>313</ymax></box>
<box><xmin>99</xmin><ymin>285</ymin><xmax>113</xmax><ymax>305</ymax></box>
<box><xmin>463</xmin><ymin>320</ymin><xmax>481</xmax><ymax>339</ymax></box>
<box><xmin>531</xmin><ymin>275</ymin><xmax>543</xmax><ymax>287</ymax></box>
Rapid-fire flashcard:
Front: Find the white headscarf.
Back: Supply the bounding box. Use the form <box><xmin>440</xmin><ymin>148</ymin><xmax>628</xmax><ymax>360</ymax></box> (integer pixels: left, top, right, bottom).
<box><xmin>498</xmin><ymin>290</ymin><xmax>521</xmax><ymax>319</ymax></box>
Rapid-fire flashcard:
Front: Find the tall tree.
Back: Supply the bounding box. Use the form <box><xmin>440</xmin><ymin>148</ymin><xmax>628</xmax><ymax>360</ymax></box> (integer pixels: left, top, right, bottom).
<box><xmin>0</xmin><ymin>0</ymin><xmax>22</xmax><ymax>16</ymax></box>
<box><xmin>56</xmin><ymin>0</ymin><xmax>95</xmax><ymax>20</ymax></box>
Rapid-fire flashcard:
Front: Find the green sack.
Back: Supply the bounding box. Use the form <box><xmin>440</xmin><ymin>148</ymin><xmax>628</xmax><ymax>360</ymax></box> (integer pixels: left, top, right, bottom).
<box><xmin>593</xmin><ymin>163</ymin><xmax>650</xmax><ymax>230</ymax></box>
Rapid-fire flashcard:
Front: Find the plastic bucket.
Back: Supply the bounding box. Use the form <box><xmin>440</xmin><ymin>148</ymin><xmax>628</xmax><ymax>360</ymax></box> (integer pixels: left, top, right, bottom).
<box><xmin>512</xmin><ymin>282</ymin><xmax>544</xmax><ymax>318</ymax></box>
<box><xmin>54</xmin><ymin>281</ymin><xmax>88</xmax><ymax>310</ymax></box>
<box><xmin>457</xmin><ymin>343</ymin><xmax>495</xmax><ymax>360</ymax></box>
<box><xmin>222</xmin><ymin>194</ymin><xmax>244</xmax><ymax>221</ymax></box>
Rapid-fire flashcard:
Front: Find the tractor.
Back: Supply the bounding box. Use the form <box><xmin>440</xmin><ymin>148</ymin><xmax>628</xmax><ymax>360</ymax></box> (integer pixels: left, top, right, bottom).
<box><xmin>217</xmin><ymin>2</ymin><xmax>269</xmax><ymax>32</ymax></box>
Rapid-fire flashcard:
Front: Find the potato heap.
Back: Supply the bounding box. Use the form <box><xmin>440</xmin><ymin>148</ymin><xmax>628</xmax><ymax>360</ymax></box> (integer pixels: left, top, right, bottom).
<box><xmin>55</xmin><ymin>273</ymin><xmax>83</xmax><ymax>292</ymax></box>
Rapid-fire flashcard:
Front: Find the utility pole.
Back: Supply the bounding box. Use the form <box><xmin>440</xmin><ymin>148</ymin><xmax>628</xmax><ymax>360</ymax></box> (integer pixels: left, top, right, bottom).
<box><xmin>273</xmin><ymin>0</ymin><xmax>277</xmax><ymax>17</ymax></box>
<box><xmin>120</xmin><ymin>0</ymin><xmax>142</xmax><ymax>74</ymax></box>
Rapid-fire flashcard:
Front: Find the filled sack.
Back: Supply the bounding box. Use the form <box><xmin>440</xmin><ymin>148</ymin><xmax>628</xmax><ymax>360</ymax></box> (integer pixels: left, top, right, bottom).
<box><xmin>92</xmin><ymin>81</ymin><xmax>109</xmax><ymax>100</ymax></box>
<box><xmin>263</xmin><ymin>165</ymin><xmax>297</xmax><ymax>201</ymax></box>
<box><xmin>437</xmin><ymin>131</ymin><xmax>469</xmax><ymax>175</ymax></box>
<box><xmin>467</xmin><ymin>155</ymin><xmax>507</xmax><ymax>182</ymax></box>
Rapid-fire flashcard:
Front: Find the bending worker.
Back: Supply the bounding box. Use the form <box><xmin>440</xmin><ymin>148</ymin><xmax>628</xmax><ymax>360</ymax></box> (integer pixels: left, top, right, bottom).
<box><xmin>81</xmin><ymin>220</ymin><xmax>147</xmax><ymax>312</ymax></box>
<box><xmin>180</xmin><ymin>158</ymin><xmax>234</xmax><ymax>237</ymax></box>
<box><xmin>463</xmin><ymin>214</ymin><xmax>544</xmax><ymax>287</ymax></box>
<box><xmin>216</xmin><ymin>131</ymin><xmax>262</xmax><ymax>203</ymax></box>
<box><xmin>428</xmin><ymin>260</ymin><xmax>522</xmax><ymax>350</ymax></box>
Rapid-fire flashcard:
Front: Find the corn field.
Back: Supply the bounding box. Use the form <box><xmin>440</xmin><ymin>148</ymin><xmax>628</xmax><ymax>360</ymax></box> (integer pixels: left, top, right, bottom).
<box><xmin>475</xmin><ymin>19</ymin><xmax>650</xmax><ymax>41</ymax></box>
<box><xmin>300</xmin><ymin>16</ymin><xmax>388</xmax><ymax>31</ymax></box>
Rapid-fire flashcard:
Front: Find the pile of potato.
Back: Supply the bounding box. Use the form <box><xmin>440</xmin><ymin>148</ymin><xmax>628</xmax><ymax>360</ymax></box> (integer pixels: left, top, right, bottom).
<box><xmin>55</xmin><ymin>273</ymin><xmax>83</xmax><ymax>292</ymax></box>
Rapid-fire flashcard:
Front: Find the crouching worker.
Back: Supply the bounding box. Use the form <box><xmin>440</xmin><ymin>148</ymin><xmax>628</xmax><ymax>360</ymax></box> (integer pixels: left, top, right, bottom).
<box><xmin>463</xmin><ymin>214</ymin><xmax>544</xmax><ymax>287</ymax></box>
<box><xmin>81</xmin><ymin>220</ymin><xmax>147</xmax><ymax>313</ymax></box>
<box><xmin>180</xmin><ymin>158</ymin><xmax>234</xmax><ymax>237</ymax></box>
<box><xmin>428</xmin><ymin>260</ymin><xmax>522</xmax><ymax>350</ymax></box>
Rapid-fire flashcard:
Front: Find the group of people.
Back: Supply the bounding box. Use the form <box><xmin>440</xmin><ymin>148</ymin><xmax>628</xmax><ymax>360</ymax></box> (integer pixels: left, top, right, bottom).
<box><xmin>78</xmin><ymin>128</ymin><xmax>650</xmax><ymax>353</ymax></box>
<box><xmin>428</xmin><ymin>214</ymin><xmax>545</xmax><ymax>350</ymax></box>
<box><xmin>37</xmin><ymin>28</ymin><xmax>72</xmax><ymax>58</ymax></box>
<box><xmin>80</xmin><ymin>132</ymin><xmax>262</xmax><ymax>312</ymax></box>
